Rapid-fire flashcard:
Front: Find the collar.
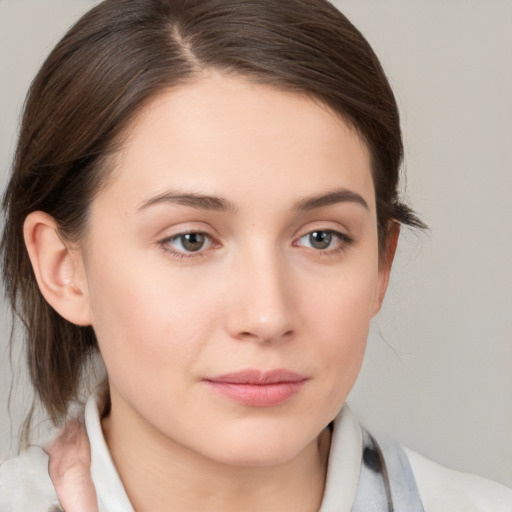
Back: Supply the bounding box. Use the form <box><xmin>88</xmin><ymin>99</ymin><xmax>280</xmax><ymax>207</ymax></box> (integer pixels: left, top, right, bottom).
<box><xmin>83</xmin><ymin>386</ymin><xmax>363</xmax><ymax>512</ymax></box>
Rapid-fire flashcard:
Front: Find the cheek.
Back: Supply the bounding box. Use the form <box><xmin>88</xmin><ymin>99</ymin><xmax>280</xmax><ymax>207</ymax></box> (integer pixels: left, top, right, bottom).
<box><xmin>306</xmin><ymin>255</ymin><xmax>379</xmax><ymax>338</ymax></box>
<box><xmin>303</xmin><ymin>258</ymin><xmax>379</xmax><ymax>398</ymax></box>
<box><xmin>84</xmin><ymin>251</ymin><xmax>222</xmax><ymax>388</ymax></box>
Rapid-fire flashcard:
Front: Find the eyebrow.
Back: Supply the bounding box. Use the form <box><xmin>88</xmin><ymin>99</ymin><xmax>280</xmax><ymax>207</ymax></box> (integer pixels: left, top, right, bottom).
<box><xmin>293</xmin><ymin>188</ymin><xmax>369</xmax><ymax>211</ymax></box>
<box><xmin>138</xmin><ymin>190</ymin><xmax>238</xmax><ymax>213</ymax></box>
<box><xmin>138</xmin><ymin>187</ymin><xmax>368</xmax><ymax>213</ymax></box>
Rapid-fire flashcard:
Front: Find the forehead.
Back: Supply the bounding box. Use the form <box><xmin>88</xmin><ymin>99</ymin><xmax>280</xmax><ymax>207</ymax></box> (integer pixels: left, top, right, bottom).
<box><xmin>98</xmin><ymin>74</ymin><xmax>374</xmax><ymax>214</ymax></box>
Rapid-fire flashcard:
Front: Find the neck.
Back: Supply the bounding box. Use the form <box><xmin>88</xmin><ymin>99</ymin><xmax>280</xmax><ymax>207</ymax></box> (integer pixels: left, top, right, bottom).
<box><xmin>102</xmin><ymin>389</ymin><xmax>331</xmax><ymax>512</ymax></box>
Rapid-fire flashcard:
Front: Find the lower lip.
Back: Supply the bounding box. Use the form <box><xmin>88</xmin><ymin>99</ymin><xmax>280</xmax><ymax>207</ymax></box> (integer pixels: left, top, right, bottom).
<box><xmin>204</xmin><ymin>380</ymin><xmax>306</xmax><ymax>407</ymax></box>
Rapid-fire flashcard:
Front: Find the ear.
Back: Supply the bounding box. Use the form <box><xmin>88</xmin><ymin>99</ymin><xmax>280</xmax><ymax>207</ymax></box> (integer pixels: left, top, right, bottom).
<box><xmin>371</xmin><ymin>222</ymin><xmax>400</xmax><ymax>317</ymax></box>
<box><xmin>23</xmin><ymin>211</ymin><xmax>91</xmax><ymax>326</ymax></box>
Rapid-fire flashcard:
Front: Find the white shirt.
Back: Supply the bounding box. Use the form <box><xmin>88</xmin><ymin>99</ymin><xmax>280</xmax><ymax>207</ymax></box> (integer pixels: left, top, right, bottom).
<box><xmin>1</xmin><ymin>388</ymin><xmax>511</xmax><ymax>511</ymax></box>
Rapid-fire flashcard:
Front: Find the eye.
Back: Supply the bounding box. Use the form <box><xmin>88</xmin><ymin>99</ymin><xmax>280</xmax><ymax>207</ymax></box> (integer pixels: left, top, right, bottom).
<box><xmin>161</xmin><ymin>232</ymin><xmax>215</xmax><ymax>256</ymax></box>
<box><xmin>295</xmin><ymin>229</ymin><xmax>352</xmax><ymax>252</ymax></box>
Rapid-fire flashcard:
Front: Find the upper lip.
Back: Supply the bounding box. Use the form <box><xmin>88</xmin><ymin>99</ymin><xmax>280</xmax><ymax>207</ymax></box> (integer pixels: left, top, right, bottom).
<box><xmin>205</xmin><ymin>369</ymin><xmax>307</xmax><ymax>385</ymax></box>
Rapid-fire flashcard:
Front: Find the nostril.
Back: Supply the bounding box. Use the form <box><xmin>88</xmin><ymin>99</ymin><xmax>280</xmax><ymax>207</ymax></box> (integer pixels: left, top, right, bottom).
<box><xmin>239</xmin><ymin>331</ymin><xmax>256</xmax><ymax>339</ymax></box>
<box><xmin>237</xmin><ymin>328</ymin><xmax>294</xmax><ymax>343</ymax></box>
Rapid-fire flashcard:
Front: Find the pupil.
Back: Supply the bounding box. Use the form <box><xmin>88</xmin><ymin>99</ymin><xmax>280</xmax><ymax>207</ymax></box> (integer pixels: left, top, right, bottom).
<box><xmin>310</xmin><ymin>231</ymin><xmax>331</xmax><ymax>249</ymax></box>
<box><xmin>182</xmin><ymin>233</ymin><xmax>205</xmax><ymax>251</ymax></box>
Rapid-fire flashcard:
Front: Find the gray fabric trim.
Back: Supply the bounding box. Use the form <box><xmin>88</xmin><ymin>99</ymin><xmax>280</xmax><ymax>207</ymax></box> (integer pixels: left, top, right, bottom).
<box><xmin>352</xmin><ymin>428</ymin><xmax>424</xmax><ymax>512</ymax></box>
<box><xmin>352</xmin><ymin>429</ymin><xmax>392</xmax><ymax>511</ymax></box>
<box><xmin>377</xmin><ymin>435</ymin><xmax>424</xmax><ymax>512</ymax></box>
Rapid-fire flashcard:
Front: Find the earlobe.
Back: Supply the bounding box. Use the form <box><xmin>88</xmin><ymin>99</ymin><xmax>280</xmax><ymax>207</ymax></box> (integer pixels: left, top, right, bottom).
<box><xmin>371</xmin><ymin>222</ymin><xmax>400</xmax><ymax>317</ymax></box>
<box><xmin>23</xmin><ymin>211</ymin><xmax>91</xmax><ymax>326</ymax></box>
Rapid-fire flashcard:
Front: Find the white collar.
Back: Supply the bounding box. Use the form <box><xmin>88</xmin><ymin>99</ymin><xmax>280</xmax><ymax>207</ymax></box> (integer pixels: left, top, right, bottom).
<box><xmin>84</xmin><ymin>387</ymin><xmax>362</xmax><ymax>512</ymax></box>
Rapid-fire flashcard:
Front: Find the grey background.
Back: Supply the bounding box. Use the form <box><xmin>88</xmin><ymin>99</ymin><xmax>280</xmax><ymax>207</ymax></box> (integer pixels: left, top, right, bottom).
<box><xmin>1</xmin><ymin>0</ymin><xmax>511</xmax><ymax>487</ymax></box>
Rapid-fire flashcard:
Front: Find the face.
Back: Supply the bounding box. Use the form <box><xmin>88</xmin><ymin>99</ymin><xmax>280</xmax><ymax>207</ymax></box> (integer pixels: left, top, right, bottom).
<box><xmin>80</xmin><ymin>73</ymin><xmax>390</xmax><ymax>467</ymax></box>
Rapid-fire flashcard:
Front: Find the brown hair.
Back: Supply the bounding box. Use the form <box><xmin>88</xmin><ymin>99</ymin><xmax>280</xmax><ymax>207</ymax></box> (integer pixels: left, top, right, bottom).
<box><xmin>1</xmin><ymin>0</ymin><xmax>425</xmax><ymax>435</ymax></box>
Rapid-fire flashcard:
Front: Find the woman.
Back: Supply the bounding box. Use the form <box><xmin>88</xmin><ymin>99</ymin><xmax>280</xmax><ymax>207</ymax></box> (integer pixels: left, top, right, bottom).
<box><xmin>0</xmin><ymin>0</ymin><xmax>510</xmax><ymax>510</ymax></box>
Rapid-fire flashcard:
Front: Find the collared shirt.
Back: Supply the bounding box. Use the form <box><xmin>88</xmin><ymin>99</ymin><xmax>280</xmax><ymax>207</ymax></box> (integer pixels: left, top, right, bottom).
<box><xmin>1</xmin><ymin>387</ymin><xmax>511</xmax><ymax>511</ymax></box>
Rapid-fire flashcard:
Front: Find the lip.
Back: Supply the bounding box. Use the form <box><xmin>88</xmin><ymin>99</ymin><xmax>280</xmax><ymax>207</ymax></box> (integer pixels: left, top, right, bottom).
<box><xmin>203</xmin><ymin>369</ymin><xmax>308</xmax><ymax>407</ymax></box>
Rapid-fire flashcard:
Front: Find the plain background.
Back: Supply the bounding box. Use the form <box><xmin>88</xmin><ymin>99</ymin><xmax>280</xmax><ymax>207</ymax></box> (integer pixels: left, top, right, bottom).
<box><xmin>0</xmin><ymin>0</ymin><xmax>511</xmax><ymax>488</ymax></box>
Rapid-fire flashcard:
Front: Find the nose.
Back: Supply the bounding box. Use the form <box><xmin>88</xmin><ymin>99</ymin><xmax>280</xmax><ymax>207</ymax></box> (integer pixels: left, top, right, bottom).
<box><xmin>224</xmin><ymin>248</ymin><xmax>296</xmax><ymax>344</ymax></box>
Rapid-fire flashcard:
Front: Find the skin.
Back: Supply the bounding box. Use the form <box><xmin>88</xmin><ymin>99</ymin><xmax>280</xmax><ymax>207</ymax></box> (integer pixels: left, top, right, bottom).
<box><xmin>24</xmin><ymin>73</ymin><xmax>397</xmax><ymax>511</ymax></box>
<box><xmin>46</xmin><ymin>419</ymin><xmax>98</xmax><ymax>512</ymax></box>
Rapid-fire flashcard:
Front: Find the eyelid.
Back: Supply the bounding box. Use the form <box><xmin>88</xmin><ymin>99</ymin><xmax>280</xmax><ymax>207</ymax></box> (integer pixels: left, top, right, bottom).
<box><xmin>292</xmin><ymin>227</ymin><xmax>354</xmax><ymax>253</ymax></box>
<box><xmin>156</xmin><ymin>223</ymin><xmax>354</xmax><ymax>260</ymax></box>
<box><xmin>158</xmin><ymin>229</ymin><xmax>221</xmax><ymax>259</ymax></box>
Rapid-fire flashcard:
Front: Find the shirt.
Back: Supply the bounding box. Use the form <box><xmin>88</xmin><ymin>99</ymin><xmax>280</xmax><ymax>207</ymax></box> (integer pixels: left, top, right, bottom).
<box><xmin>1</xmin><ymin>387</ymin><xmax>511</xmax><ymax>511</ymax></box>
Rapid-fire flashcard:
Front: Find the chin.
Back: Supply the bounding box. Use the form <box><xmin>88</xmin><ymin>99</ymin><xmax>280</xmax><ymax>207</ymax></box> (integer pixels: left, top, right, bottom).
<box><xmin>199</xmin><ymin>424</ymin><xmax>317</xmax><ymax>468</ymax></box>
<box><xmin>212</xmin><ymin>446</ymin><xmax>304</xmax><ymax>468</ymax></box>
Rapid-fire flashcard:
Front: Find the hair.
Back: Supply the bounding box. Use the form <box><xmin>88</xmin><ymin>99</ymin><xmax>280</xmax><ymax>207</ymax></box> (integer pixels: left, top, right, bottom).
<box><xmin>1</xmin><ymin>0</ymin><xmax>425</xmax><ymax>439</ymax></box>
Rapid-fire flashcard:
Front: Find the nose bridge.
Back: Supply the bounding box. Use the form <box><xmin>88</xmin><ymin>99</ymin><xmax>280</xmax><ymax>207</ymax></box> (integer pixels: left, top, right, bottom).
<box><xmin>226</xmin><ymin>240</ymin><xmax>295</xmax><ymax>343</ymax></box>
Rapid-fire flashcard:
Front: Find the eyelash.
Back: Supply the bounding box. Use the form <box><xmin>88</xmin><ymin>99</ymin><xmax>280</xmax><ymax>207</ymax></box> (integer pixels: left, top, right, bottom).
<box><xmin>158</xmin><ymin>229</ymin><xmax>353</xmax><ymax>260</ymax></box>
<box><xmin>159</xmin><ymin>232</ymin><xmax>218</xmax><ymax>260</ymax></box>
<box><xmin>293</xmin><ymin>230</ymin><xmax>354</xmax><ymax>256</ymax></box>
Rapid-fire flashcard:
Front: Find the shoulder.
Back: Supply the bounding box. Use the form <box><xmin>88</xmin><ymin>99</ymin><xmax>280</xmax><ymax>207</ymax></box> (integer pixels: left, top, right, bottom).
<box><xmin>405</xmin><ymin>447</ymin><xmax>512</xmax><ymax>512</ymax></box>
<box><xmin>0</xmin><ymin>445</ymin><xmax>62</xmax><ymax>511</ymax></box>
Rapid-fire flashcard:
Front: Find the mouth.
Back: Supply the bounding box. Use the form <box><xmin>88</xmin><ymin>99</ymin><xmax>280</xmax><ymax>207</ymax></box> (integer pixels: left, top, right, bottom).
<box><xmin>203</xmin><ymin>369</ymin><xmax>308</xmax><ymax>407</ymax></box>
